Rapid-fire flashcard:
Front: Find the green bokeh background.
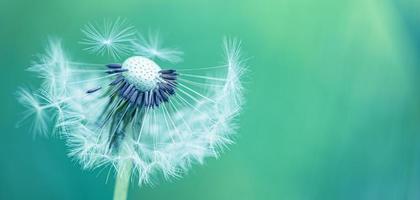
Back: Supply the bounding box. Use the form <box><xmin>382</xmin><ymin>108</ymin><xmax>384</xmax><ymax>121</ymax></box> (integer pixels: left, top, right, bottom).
<box><xmin>1</xmin><ymin>0</ymin><xmax>420</xmax><ymax>199</ymax></box>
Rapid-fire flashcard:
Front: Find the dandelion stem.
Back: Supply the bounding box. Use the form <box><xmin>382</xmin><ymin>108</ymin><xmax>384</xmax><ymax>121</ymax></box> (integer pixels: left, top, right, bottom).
<box><xmin>113</xmin><ymin>160</ymin><xmax>133</xmax><ymax>200</ymax></box>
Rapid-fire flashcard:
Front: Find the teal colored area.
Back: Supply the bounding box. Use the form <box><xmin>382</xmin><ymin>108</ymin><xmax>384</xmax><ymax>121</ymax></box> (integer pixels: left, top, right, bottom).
<box><xmin>1</xmin><ymin>0</ymin><xmax>420</xmax><ymax>199</ymax></box>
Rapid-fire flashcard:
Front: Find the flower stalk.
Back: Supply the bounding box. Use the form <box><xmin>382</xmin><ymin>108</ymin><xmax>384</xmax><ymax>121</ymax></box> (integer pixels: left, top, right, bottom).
<box><xmin>113</xmin><ymin>160</ymin><xmax>133</xmax><ymax>200</ymax></box>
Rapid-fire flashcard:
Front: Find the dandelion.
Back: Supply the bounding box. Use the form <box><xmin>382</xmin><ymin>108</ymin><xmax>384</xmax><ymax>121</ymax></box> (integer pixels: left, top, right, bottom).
<box><xmin>18</xmin><ymin>19</ymin><xmax>246</xmax><ymax>200</ymax></box>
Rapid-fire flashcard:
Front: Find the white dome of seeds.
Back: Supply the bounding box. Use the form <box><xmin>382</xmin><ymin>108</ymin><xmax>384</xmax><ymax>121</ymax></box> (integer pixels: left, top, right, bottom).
<box><xmin>122</xmin><ymin>56</ymin><xmax>161</xmax><ymax>91</ymax></box>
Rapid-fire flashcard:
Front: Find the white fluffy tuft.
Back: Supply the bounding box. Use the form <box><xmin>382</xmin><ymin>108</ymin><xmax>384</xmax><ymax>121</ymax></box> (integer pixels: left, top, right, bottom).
<box><xmin>16</xmin><ymin>88</ymin><xmax>49</xmax><ymax>135</ymax></box>
<box><xmin>132</xmin><ymin>31</ymin><xmax>184</xmax><ymax>63</ymax></box>
<box><xmin>80</xmin><ymin>18</ymin><xmax>136</xmax><ymax>59</ymax></box>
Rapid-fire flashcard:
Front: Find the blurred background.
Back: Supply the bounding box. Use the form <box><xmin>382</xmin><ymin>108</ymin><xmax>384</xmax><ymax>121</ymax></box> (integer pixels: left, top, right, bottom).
<box><xmin>1</xmin><ymin>0</ymin><xmax>420</xmax><ymax>199</ymax></box>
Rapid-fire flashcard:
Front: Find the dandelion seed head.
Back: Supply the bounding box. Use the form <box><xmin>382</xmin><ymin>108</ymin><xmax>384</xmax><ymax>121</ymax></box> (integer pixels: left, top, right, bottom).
<box><xmin>19</xmin><ymin>19</ymin><xmax>246</xmax><ymax>185</ymax></box>
<box><xmin>122</xmin><ymin>56</ymin><xmax>161</xmax><ymax>91</ymax></box>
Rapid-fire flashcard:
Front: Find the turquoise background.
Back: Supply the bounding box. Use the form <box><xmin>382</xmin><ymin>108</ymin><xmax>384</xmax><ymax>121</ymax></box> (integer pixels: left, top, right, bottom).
<box><xmin>1</xmin><ymin>0</ymin><xmax>420</xmax><ymax>199</ymax></box>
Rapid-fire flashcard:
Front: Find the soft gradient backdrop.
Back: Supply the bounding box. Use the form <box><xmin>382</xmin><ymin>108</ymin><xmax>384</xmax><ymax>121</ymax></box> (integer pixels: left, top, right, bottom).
<box><xmin>1</xmin><ymin>0</ymin><xmax>420</xmax><ymax>199</ymax></box>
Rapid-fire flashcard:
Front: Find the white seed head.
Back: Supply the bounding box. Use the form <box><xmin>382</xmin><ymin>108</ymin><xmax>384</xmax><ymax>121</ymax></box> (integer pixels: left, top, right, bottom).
<box><xmin>122</xmin><ymin>56</ymin><xmax>161</xmax><ymax>91</ymax></box>
<box><xmin>19</xmin><ymin>20</ymin><xmax>246</xmax><ymax>186</ymax></box>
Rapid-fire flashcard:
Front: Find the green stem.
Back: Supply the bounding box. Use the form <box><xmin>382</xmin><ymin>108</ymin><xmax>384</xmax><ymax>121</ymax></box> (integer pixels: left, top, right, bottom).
<box><xmin>113</xmin><ymin>110</ymin><xmax>145</xmax><ymax>200</ymax></box>
<box><xmin>113</xmin><ymin>160</ymin><xmax>133</xmax><ymax>200</ymax></box>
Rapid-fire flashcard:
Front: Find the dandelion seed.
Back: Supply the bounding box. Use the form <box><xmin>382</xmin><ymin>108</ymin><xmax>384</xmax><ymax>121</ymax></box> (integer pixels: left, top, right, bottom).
<box><xmin>18</xmin><ymin>21</ymin><xmax>246</xmax><ymax>198</ymax></box>
<box><xmin>16</xmin><ymin>88</ymin><xmax>49</xmax><ymax>135</ymax></box>
<box><xmin>80</xmin><ymin>18</ymin><xmax>136</xmax><ymax>59</ymax></box>
<box><xmin>132</xmin><ymin>31</ymin><xmax>184</xmax><ymax>63</ymax></box>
